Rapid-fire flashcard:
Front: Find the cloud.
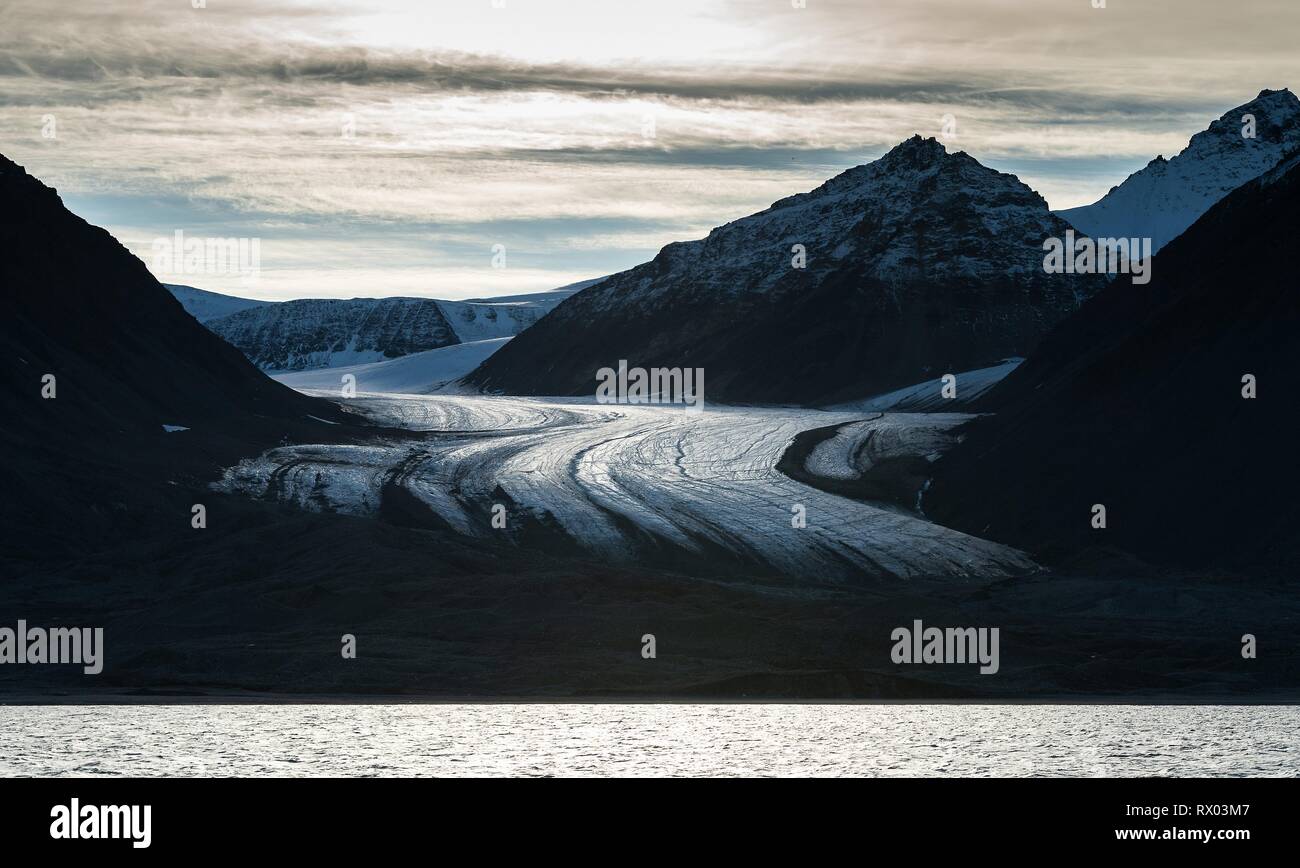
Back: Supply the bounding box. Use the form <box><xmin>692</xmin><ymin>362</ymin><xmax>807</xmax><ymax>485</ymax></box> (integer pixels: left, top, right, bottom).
<box><xmin>1</xmin><ymin>0</ymin><xmax>1295</xmax><ymax>297</ymax></box>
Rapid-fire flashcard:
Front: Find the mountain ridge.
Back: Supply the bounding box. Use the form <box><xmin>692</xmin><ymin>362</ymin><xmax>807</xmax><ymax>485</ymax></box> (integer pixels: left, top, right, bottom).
<box><xmin>467</xmin><ymin>135</ymin><xmax>1106</xmax><ymax>404</ymax></box>
<box><xmin>1057</xmin><ymin>88</ymin><xmax>1300</xmax><ymax>251</ymax></box>
<box><xmin>199</xmin><ymin>289</ymin><xmax>580</xmax><ymax>371</ymax></box>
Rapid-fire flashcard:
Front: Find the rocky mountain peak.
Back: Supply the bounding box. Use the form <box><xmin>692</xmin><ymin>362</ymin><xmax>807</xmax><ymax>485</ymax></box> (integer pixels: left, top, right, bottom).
<box><xmin>1192</xmin><ymin>87</ymin><xmax>1300</xmax><ymax>150</ymax></box>
<box><xmin>1056</xmin><ymin>88</ymin><xmax>1300</xmax><ymax>252</ymax></box>
<box><xmin>467</xmin><ymin>138</ymin><xmax>1102</xmax><ymax>405</ymax></box>
<box><xmin>758</xmin><ymin>132</ymin><xmax>1048</xmax><ymax>238</ymax></box>
<box><xmin>880</xmin><ymin>134</ymin><xmax>951</xmax><ymax>165</ymax></box>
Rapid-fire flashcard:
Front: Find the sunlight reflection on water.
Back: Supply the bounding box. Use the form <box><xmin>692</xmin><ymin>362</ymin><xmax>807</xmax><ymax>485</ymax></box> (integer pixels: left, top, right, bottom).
<box><xmin>2</xmin><ymin>704</ymin><xmax>1295</xmax><ymax>777</ymax></box>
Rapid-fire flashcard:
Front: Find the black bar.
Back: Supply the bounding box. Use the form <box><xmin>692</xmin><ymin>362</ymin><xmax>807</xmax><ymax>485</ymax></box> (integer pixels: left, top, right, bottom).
<box><xmin>0</xmin><ymin>778</ymin><xmax>1285</xmax><ymax>854</ymax></box>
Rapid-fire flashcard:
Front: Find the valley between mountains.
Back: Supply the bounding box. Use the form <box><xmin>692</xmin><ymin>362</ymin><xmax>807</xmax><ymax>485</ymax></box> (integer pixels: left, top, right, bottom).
<box><xmin>6</xmin><ymin>88</ymin><xmax>1300</xmax><ymax>699</ymax></box>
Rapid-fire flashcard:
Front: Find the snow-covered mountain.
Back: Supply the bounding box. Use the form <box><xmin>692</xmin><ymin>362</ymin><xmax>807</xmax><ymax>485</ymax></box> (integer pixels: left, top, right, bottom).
<box><xmin>194</xmin><ymin>287</ymin><xmax>582</xmax><ymax>372</ymax></box>
<box><xmin>468</xmin><ymin>136</ymin><xmax>1107</xmax><ymax>404</ymax></box>
<box><xmin>1057</xmin><ymin>88</ymin><xmax>1300</xmax><ymax>252</ymax></box>
<box><xmin>165</xmin><ymin>283</ymin><xmax>270</xmax><ymax>323</ymax></box>
<box><xmin>209</xmin><ymin>297</ymin><xmax>460</xmax><ymax>370</ymax></box>
<box><xmin>439</xmin><ymin>296</ymin><xmax>577</xmax><ymax>344</ymax></box>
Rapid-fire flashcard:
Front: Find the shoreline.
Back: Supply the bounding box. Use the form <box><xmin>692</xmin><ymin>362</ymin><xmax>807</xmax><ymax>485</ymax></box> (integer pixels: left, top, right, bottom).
<box><xmin>3</xmin><ymin>692</ymin><xmax>1297</xmax><ymax>706</ymax></box>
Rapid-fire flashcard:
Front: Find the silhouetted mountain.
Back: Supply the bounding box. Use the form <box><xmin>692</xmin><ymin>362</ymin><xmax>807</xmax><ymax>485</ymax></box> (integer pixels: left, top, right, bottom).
<box><xmin>0</xmin><ymin>154</ymin><xmax>347</xmax><ymax>547</ymax></box>
<box><xmin>925</xmin><ymin>153</ymin><xmax>1300</xmax><ymax>575</ymax></box>
<box><xmin>466</xmin><ymin>136</ymin><xmax>1105</xmax><ymax>404</ymax></box>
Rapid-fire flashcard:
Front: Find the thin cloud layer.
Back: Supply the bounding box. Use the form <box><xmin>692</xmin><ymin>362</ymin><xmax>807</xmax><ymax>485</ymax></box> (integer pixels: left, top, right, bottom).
<box><xmin>1</xmin><ymin>0</ymin><xmax>1293</xmax><ymax>299</ymax></box>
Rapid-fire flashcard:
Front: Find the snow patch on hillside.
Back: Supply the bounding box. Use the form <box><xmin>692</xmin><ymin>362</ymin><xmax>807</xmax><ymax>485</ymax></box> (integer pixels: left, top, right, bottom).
<box><xmin>166</xmin><ymin>284</ymin><xmax>269</xmax><ymax>323</ymax></box>
<box><xmin>273</xmin><ymin>338</ymin><xmax>511</xmax><ymax>394</ymax></box>
<box><xmin>825</xmin><ymin>360</ymin><xmax>1022</xmax><ymax>412</ymax></box>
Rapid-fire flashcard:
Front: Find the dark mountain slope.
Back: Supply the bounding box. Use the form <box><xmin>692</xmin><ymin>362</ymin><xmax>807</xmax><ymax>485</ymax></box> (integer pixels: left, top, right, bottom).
<box><xmin>925</xmin><ymin>153</ymin><xmax>1300</xmax><ymax>575</ymax></box>
<box><xmin>467</xmin><ymin>137</ymin><xmax>1105</xmax><ymax>405</ymax></box>
<box><xmin>0</xmin><ymin>154</ymin><xmax>349</xmax><ymax>548</ymax></box>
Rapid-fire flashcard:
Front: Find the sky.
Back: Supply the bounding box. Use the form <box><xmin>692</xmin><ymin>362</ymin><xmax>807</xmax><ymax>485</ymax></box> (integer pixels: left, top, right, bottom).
<box><xmin>1</xmin><ymin>0</ymin><xmax>1295</xmax><ymax>300</ymax></box>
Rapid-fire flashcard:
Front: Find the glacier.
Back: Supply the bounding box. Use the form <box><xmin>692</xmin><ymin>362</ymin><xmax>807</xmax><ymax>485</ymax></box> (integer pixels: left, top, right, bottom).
<box><xmin>215</xmin><ymin>393</ymin><xmax>1036</xmax><ymax>582</ymax></box>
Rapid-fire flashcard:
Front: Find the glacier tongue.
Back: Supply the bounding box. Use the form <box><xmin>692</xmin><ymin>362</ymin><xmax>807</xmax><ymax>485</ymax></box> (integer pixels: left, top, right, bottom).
<box><xmin>215</xmin><ymin>394</ymin><xmax>1037</xmax><ymax>582</ymax></box>
<box><xmin>271</xmin><ymin>338</ymin><xmax>511</xmax><ymax>395</ymax></box>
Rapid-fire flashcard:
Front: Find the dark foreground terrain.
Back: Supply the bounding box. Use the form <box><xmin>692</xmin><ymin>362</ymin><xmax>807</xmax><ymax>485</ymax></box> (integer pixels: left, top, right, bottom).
<box><xmin>3</xmin><ymin>494</ymin><xmax>1296</xmax><ymax>700</ymax></box>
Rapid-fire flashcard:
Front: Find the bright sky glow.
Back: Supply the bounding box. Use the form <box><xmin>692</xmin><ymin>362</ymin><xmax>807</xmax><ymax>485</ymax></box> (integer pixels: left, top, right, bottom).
<box><xmin>2</xmin><ymin>0</ymin><xmax>1294</xmax><ymax>299</ymax></box>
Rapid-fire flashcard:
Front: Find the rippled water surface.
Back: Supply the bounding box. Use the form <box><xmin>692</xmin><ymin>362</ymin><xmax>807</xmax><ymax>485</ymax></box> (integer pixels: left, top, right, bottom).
<box><xmin>2</xmin><ymin>704</ymin><xmax>1295</xmax><ymax>777</ymax></box>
